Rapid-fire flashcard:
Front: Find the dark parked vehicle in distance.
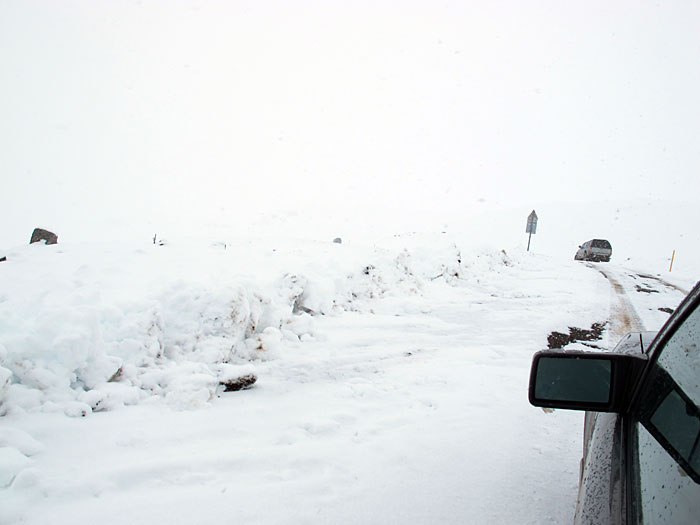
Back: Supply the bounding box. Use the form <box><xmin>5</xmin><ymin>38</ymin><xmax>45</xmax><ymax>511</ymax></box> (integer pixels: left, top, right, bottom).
<box><xmin>529</xmin><ymin>281</ymin><xmax>700</xmax><ymax>524</ymax></box>
<box><xmin>574</xmin><ymin>239</ymin><xmax>612</xmax><ymax>262</ymax></box>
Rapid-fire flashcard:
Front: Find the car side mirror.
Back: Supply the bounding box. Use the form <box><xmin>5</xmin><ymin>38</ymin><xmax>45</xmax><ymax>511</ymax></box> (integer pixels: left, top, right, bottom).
<box><xmin>529</xmin><ymin>350</ymin><xmax>647</xmax><ymax>413</ymax></box>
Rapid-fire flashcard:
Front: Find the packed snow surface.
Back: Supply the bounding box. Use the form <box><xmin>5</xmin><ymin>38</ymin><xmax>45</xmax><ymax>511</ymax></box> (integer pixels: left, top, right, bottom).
<box><xmin>1</xmin><ymin>231</ymin><xmax>695</xmax><ymax>524</ymax></box>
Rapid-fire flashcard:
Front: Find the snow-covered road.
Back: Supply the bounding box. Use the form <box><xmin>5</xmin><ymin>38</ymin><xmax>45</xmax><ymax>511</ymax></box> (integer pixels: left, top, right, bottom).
<box><xmin>0</xmin><ymin>237</ymin><xmax>693</xmax><ymax>524</ymax></box>
<box><xmin>596</xmin><ymin>264</ymin><xmax>690</xmax><ymax>337</ymax></box>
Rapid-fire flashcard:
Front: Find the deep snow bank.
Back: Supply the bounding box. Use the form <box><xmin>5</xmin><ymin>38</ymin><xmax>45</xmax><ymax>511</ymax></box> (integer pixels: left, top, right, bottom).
<box><xmin>0</xmin><ymin>234</ymin><xmax>514</xmax><ymax>417</ymax></box>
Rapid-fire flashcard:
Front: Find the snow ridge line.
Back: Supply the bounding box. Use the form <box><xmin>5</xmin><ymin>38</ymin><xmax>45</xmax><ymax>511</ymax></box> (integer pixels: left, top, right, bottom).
<box><xmin>0</xmin><ymin>241</ymin><xmax>514</xmax><ymax>417</ymax></box>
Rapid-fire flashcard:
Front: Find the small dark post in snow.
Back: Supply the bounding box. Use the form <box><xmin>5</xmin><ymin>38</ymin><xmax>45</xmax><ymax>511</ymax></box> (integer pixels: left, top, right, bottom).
<box><xmin>526</xmin><ymin>210</ymin><xmax>538</xmax><ymax>252</ymax></box>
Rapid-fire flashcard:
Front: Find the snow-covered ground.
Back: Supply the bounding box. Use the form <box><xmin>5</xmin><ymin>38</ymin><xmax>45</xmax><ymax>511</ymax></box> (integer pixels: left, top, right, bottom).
<box><xmin>2</xmin><ymin>1</ymin><xmax>700</xmax><ymax>522</ymax></box>
<box><xmin>1</xmin><ymin>226</ymin><xmax>695</xmax><ymax>524</ymax></box>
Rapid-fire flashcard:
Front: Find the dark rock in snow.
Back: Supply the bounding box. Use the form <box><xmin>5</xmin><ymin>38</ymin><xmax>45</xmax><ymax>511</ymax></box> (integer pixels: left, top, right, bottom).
<box><xmin>547</xmin><ymin>331</ymin><xmax>570</xmax><ymax>349</ymax></box>
<box><xmin>547</xmin><ymin>322</ymin><xmax>607</xmax><ymax>349</ymax></box>
<box><xmin>635</xmin><ymin>284</ymin><xmax>659</xmax><ymax>294</ymax></box>
<box><xmin>0</xmin><ymin>256</ymin><xmax>6</xmax><ymax>263</ymax></box>
<box><xmin>30</xmin><ymin>228</ymin><xmax>58</xmax><ymax>245</ymax></box>
<box><xmin>221</xmin><ymin>373</ymin><xmax>257</xmax><ymax>392</ymax></box>
<box><xmin>333</xmin><ymin>237</ymin><xmax>342</xmax><ymax>244</ymax></box>
<box><xmin>108</xmin><ymin>367</ymin><xmax>124</xmax><ymax>383</ymax></box>
<box><xmin>569</xmin><ymin>323</ymin><xmax>606</xmax><ymax>341</ymax></box>
<box><xmin>292</xmin><ymin>295</ymin><xmax>315</xmax><ymax>315</ymax></box>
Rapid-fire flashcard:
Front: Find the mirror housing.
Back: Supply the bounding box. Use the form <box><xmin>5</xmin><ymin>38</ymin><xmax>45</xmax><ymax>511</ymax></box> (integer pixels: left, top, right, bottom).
<box><xmin>529</xmin><ymin>350</ymin><xmax>647</xmax><ymax>413</ymax></box>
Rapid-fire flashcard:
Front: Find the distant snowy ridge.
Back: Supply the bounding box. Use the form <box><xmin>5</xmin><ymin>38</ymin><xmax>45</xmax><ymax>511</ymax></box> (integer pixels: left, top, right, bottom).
<box><xmin>0</xmin><ymin>235</ymin><xmax>513</xmax><ymax>416</ymax></box>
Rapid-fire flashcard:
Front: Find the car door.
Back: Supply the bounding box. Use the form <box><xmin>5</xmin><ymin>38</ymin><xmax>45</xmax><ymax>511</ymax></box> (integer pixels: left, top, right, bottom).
<box><xmin>575</xmin><ymin>242</ymin><xmax>588</xmax><ymax>261</ymax></box>
<box><xmin>528</xmin><ymin>283</ymin><xmax>700</xmax><ymax>523</ymax></box>
<box><xmin>626</xmin><ymin>284</ymin><xmax>700</xmax><ymax>523</ymax></box>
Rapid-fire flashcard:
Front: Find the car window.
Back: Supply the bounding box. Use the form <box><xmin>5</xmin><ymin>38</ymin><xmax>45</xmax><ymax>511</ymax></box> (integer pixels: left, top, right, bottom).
<box><xmin>656</xmin><ymin>306</ymin><xmax>700</xmax><ymax>403</ymax></box>
<box><xmin>637</xmin><ymin>425</ymin><xmax>699</xmax><ymax>523</ymax></box>
<box><xmin>635</xmin><ymin>302</ymin><xmax>700</xmax><ymax>522</ymax></box>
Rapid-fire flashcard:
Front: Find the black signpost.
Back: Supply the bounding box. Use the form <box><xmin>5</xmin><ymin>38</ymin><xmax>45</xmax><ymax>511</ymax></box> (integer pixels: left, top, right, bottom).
<box><xmin>526</xmin><ymin>210</ymin><xmax>538</xmax><ymax>251</ymax></box>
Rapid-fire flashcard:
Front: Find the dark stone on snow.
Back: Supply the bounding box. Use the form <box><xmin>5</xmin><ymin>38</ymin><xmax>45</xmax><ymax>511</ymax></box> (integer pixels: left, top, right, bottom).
<box><xmin>569</xmin><ymin>323</ymin><xmax>606</xmax><ymax>341</ymax></box>
<box><xmin>547</xmin><ymin>322</ymin><xmax>607</xmax><ymax>349</ymax></box>
<box><xmin>108</xmin><ymin>367</ymin><xmax>124</xmax><ymax>383</ymax></box>
<box><xmin>221</xmin><ymin>373</ymin><xmax>257</xmax><ymax>392</ymax></box>
<box><xmin>0</xmin><ymin>256</ymin><xmax>6</xmax><ymax>263</ymax></box>
<box><xmin>292</xmin><ymin>295</ymin><xmax>315</xmax><ymax>315</ymax></box>
<box><xmin>333</xmin><ymin>237</ymin><xmax>342</xmax><ymax>244</ymax></box>
<box><xmin>635</xmin><ymin>284</ymin><xmax>659</xmax><ymax>294</ymax></box>
<box><xmin>547</xmin><ymin>331</ymin><xmax>570</xmax><ymax>349</ymax></box>
<box><xmin>30</xmin><ymin>228</ymin><xmax>58</xmax><ymax>245</ymax></box>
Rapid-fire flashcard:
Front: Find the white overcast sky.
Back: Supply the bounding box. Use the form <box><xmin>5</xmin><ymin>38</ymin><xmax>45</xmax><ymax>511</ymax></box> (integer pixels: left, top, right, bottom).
<box><xmin>1</xmin><ymin>1</ymin><xmax>699</xmax><ymax>244</ymax></box>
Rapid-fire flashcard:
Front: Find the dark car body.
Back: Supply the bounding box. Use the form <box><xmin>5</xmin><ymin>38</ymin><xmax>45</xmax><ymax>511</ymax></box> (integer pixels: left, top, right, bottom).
<box><xmin>575</xmin><ymin>239</ymin><xmax>612</xmax><ymax>262</ymax></box>
<box><xmin>529</xmin><ymin>281</ymin><xmax>700</xmax><ymax>523</ymax></box>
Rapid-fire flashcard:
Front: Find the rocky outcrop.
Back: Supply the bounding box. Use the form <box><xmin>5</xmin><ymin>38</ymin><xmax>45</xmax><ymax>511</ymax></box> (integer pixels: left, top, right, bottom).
<box><xmin>29</xmin><ymin>228</ymin><xmax>58</xmax><ymax>245</ymax></box>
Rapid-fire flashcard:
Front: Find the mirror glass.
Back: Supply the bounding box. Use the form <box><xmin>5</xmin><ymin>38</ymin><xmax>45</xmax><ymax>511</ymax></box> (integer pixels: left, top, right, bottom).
<box><xmin>535</xmin><ymin>356</ymin><xmax>612</xmax><ymax>403</ymax></box>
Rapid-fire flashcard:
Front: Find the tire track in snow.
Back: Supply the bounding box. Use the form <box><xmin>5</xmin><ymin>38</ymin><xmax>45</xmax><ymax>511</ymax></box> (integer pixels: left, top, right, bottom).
<box><xmin>594</xmin><ymin>266</ymin><xmax>645</xmax><ymax>339</ymax></box>
<box><xmin>634</xmin><ymin>272</ymin><xmax>689</xmax><ymax>295</ymax></box>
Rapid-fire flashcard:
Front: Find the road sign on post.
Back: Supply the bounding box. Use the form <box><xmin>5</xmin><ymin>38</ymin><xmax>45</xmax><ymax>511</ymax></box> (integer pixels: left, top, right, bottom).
<box><xmin>526</xmin><ymin>210</ymin><xmax>538</xmax><ymax>251</ymax></box>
